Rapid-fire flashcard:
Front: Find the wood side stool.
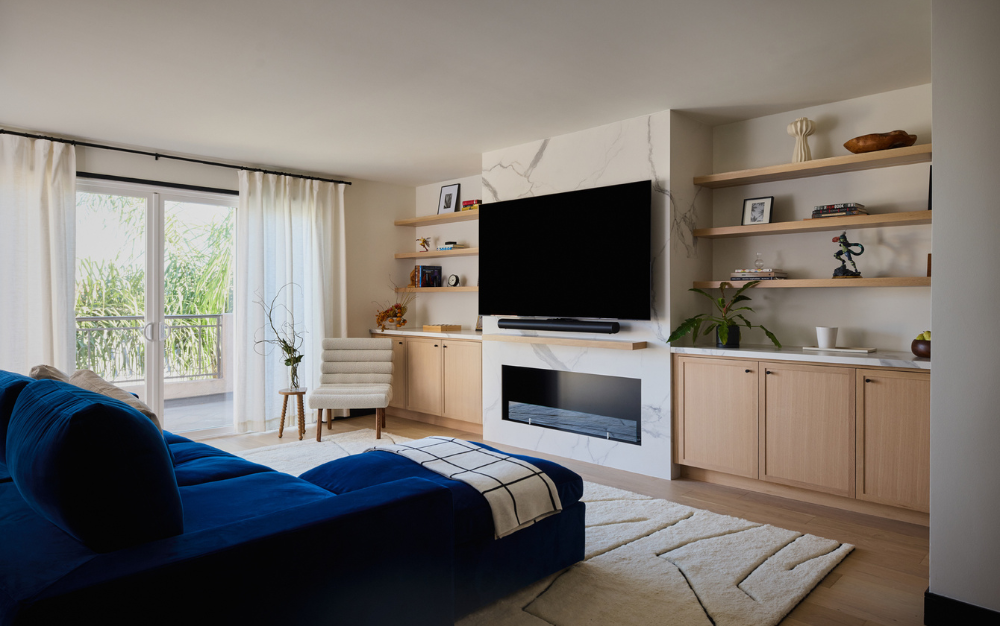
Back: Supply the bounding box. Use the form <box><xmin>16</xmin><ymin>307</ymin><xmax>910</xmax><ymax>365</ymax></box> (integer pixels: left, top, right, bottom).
<box><xmin>278</xmin><ymin>388</ymin><xmax>308</xmax><ymax>440</ymax></box>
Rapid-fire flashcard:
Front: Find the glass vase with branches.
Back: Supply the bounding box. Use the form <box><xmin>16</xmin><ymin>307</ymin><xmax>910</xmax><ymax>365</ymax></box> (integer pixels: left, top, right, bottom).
<box><xmin>254</xmin><ymin>283</ymin><xmax>305</xmax><ymax>389</ymax></box>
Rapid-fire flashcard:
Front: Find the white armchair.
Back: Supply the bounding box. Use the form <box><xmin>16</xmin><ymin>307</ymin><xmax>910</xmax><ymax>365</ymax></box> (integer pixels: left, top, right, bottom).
<box><xmin>308</xmin><ymin>338</ymin><xmax>393</xmax><ymax>441</ymax></box>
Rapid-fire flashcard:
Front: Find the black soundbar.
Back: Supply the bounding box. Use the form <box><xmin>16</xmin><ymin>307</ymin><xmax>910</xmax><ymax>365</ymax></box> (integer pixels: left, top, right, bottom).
<box><xmin>497</xmin><ymin>318</ymin><xmax>621</xmax><ymax>334</ymax></box>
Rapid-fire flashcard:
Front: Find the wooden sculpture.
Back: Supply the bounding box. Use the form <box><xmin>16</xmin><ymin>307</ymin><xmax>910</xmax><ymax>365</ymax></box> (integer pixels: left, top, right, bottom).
<box><xmin>844</xmin><ymin>131</ymin><xmax>917</xmax><ymax>154</ymax></box>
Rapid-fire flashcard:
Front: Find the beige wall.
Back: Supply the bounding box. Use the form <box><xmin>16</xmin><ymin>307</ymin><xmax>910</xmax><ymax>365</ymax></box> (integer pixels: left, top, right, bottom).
<box><xmin>930</xmin><ymin>0</ymin><xmax>1000</xmax><ymax>613</ymax></box>
<box><xmin>705</xmin><ymin>85</ymin><xmax>932</xmax><ymax>350</ymax></box>
<box><xmin>409</xmin><ymin>174</ymin><xmax>482</xmax><ymax>329</ymax></box>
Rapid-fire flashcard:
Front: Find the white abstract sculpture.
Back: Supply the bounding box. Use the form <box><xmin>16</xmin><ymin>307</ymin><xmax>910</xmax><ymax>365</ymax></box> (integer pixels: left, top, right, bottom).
<box><xmin>787</xmin><ymin>117</ymin><xmax>816</xmax><ymax>163</ymax></box>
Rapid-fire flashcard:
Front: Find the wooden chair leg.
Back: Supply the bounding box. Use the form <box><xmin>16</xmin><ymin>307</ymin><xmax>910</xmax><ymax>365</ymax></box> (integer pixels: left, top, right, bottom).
<box><xmin>316</xmin><ymin>408</ymin><xmax>323</xmax><ymax>442</ymax></box>
<box><xmin>297</xmin><ymin>395</ymin><xmax>305</xmax><ymax>441</ymax></box>
<box><xmin>375</xmin><ymin>407</ymin><xmax>384</xmax><ymax>439</ymax></box>
<box><xmin>279</xmin><ymin>395</ymin><xmax>289</xmax><ymax>438</ymax></box>
<box><xmin>328</xmin><ymin>409</ymin><xmax>333</xmax><ymax>430</ymax></box>
<box><xmin>381</xmin><ymin>409</ymin><xmax>386</xmax><ymax>428</ymax></box>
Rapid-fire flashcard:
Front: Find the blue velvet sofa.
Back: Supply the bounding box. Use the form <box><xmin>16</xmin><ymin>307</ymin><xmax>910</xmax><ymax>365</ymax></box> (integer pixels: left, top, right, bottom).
<box><xmin>0</xmin><ymin>372</ymin><xmax>454</xmax><ymax>626</ymax></box>
<box><xmin>300</xmin><ymin>441</ymin><xmax>587</xmax><ymax>619</ymax></box>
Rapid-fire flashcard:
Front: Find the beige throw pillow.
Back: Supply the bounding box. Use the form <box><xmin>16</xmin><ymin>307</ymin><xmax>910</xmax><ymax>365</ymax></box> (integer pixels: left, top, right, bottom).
<box><xmin>29</xmin><ymin>364</ymin><xmax>70</xmax><ymax>382</ymax></box>
<box><xmin>69</xmin><ymin>369</ymin><xmax>163</xmax><ymax>433</ymax></box>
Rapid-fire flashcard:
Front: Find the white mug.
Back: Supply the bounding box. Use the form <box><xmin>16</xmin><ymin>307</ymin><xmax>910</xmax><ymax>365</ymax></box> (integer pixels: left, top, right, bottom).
<box><xmin>816</xmin><ymin>327</ymin><xmax>838</xmax><ymax>349</ymax></box>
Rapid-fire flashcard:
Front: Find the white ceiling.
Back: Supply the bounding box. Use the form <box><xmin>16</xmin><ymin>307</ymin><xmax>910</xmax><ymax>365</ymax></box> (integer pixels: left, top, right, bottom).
<box><xmin>0</xmin><ymin>0</ymin><xmax>930</xmax><ymax>186</ymax></box>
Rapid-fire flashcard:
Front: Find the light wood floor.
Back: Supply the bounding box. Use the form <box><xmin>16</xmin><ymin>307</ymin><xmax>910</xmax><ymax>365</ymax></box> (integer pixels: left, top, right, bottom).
<box><xmin>195</xmin><ymin>413</ymin><xmax>928</xmax><ymax>626</ymax></box>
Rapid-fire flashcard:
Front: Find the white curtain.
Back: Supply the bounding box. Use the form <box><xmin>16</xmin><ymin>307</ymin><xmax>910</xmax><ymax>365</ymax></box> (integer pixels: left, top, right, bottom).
<box><xmin>0</xmin><ymin>135</ymin><xmax>76</xmax><ymax>374</ymax></box>
<box><xmin>234</xmin><ymin>171</ymin><xmax>347</xmax><ymax>432</ymax></box>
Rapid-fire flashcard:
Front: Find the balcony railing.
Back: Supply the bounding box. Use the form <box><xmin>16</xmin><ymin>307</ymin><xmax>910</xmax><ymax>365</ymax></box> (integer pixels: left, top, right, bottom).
<box><xmin>75</xmin><ymin>314</ymin><xmax>223</xmax><ymax>384</ymax></box>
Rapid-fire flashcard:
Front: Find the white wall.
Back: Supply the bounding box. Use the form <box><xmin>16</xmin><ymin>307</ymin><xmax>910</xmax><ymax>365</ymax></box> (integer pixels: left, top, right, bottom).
<box><xmin>480</xmin><ymin>111</ymin><xmax>674</xmax><ymax>479</ymax></box>
<box><xmin>930</xmin><ymin>0</ymin><xmax>1000</xmax><ymax>614</ymax></box>
<box><xmin>74</xmin><ymin>141</ymin><xmax>415</xmax><ymax>340</ymax></box>
<box><xmin>706</xmin><ymin>85</ymin><xmax>932</xmax><ymax>350</ymax></box>
<box><xmin>410</xmin><ymin>175</ymin><xmax>482</xmax><ymax>329</ymax></box>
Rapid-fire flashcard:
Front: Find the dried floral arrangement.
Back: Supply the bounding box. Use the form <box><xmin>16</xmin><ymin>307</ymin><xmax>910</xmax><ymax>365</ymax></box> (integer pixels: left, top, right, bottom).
<box><xmin>375</xmin><ymin>279</ymin><xmax>416</xmax><ymax>331</ymax></box>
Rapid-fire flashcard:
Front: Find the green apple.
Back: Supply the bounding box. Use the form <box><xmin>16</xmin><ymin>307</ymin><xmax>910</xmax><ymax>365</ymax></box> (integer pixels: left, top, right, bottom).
<box><xmin>924</xmin><ymin>331</ymin><xmax>931</xmax><ymax>341</ymax></box>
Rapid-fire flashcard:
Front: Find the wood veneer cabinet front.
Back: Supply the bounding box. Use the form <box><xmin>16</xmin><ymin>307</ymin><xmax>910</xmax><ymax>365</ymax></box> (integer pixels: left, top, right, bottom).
<box><xmin>760</xmin><ymin>363</ymin><xmax>855</xmax><ymax>497</ymax></box>
<box><xmin>674</xmin><ymin>357</ymin><xmax>758</xmax><ymax>477</ymax></box>
<box><xmin>389</xmin><ymin>338</ymin><xmax>407</xmax><ymax>409</ymax></box>
<box><xmin>442</xmin><ymin>340</ymin><xmax>483</xmax><ymax>424</ymax></box>
<box><xmin>405</xmin><ymin>338</ymin><xmax>442</xmax><ymax>415</ymax></box>
<box><xmin>856</xmin><ymin>369</ymin><xmax>930</xmax><ymax>512</ymax></box>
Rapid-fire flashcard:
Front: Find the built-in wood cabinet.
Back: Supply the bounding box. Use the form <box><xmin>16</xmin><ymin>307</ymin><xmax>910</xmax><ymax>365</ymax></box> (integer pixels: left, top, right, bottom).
<box><xmin>405</xmin><ymin>338</ymin><xmax>443</xmax><ymax>415</ymax></box>
<box><xmin>373</xmin><ymin>332</ymin><xmax>483</xmax><ymax>432</ymax></box>
<box><xmin>675</xmin><ymin>357</ymin><xmax>758</xmax><ymax>477</ymax></box>
<box><xmin>389</xmin><ymin>338</ymin><xmax>407</xmax><ymax>409</ymax></box>
<box><xmin>673</xmin><ymin>354</ymin><xmax>929</xmax><ymax>520</ymax></box>
<box><xmin>760</xmin><ymin>363</ymin><xmax>855</xmax><ymax>497</ymax></box>
<box><xmin>442</xmin><ymin>340</ymin><xmax>483</xmax><ymax>424</ymax></box>
<box><xmin>856</xmin><ymin>368</ymin><xmax>931</xmax><ymax>512</ymax></box>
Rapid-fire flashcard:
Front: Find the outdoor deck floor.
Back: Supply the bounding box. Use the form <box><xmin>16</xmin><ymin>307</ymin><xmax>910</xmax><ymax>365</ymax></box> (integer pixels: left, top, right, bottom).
<box><xmin>164</xmin><ymin>393</ymin><xmax>233</xmax><ymax>433</ymax></box>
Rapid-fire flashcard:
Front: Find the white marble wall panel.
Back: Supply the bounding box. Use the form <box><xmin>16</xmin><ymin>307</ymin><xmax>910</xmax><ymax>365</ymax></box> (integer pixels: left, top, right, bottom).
<box><xmin>481</xmin><ymin>111</ymin><xmax>675</xmax><ymax>479</ymax></box>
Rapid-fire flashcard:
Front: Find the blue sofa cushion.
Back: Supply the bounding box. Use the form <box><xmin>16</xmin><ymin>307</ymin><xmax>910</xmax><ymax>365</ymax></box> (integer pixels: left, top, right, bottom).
<box><xmin>0</xmin><ymin>371</ymin><xmax>32</xmax><ymax>467</ymax></box>
<box><xmin>300</xmin><ymin>440</ymin><xmax>584</xmax><ymax>544</ymax></box>
<box><xmin>179</xmin><ymin>472</ymin><xmax>333</xmax><ymax>533</ymax></box>
<box><xmin>6</xmin><ymin>380</ymin><xmax>184</xmax><ymax>553</ymax></box>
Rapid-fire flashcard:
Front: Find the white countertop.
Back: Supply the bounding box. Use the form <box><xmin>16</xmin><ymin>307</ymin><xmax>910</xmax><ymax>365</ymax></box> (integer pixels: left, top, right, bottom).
<box><xmin>670</xmin><ymin>344</ymin><xmax>930</xmax><ymax>370</ymax></box>
<box><xmin>370</xmin><ymin>328</ymin><xmax>483</xmax><ymax>341</ymax></box>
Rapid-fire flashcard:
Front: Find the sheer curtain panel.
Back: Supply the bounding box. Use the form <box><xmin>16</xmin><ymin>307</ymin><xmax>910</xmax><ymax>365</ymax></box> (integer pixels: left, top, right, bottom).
<box><xmin>0</xmin><ymin>136</ymin><xmax>76</xmax><ymax>374</ymax></box>
<box><xmin>234</xmin><ymin>171</ymin><xmax>347</xmax><ymax>432</ymax></box>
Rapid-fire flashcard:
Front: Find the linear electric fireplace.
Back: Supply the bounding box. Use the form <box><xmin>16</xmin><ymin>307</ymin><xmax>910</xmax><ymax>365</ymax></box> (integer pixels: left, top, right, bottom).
<box><xmin>502</xmin><ymin>365</ymin><xmax>641</xmax><ymax>444</ymax></box>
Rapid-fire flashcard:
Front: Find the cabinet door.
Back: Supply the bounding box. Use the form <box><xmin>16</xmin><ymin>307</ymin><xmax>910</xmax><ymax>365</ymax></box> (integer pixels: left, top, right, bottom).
<box><xmin>761</xmin><ymin>363</ymin><xmax>855</xmax><ymax>497</ymax></box>
<box><xmin>856</xmin><ymin>369</ymin><xmax>930</xmax><ymax>512</ymax></box>
<box><xmin>389</xmin><ymin>338</ymin><xmax>407</xmax><ymax>409</ymax></box>
<box><xmin>406</xmin><ymin>338</ymin><xmax>442</xmax><ymax>415</ymax></box>
<box><xmin>674</xmin><ymin>357</ymin><xmax>759</xmax><ymax>478</ymax></box>
<box><xmin>442</xmin><ymin>340</ymin><xmax>482</xmax><ymax>423</ymax></box>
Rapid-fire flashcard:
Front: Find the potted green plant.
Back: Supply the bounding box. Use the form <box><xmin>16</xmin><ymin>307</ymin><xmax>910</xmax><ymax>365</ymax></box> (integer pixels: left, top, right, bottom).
<box><xmin>667</xmin><ymin>281</ymin><xmax>781</xmax><ymax>349</ymax></box>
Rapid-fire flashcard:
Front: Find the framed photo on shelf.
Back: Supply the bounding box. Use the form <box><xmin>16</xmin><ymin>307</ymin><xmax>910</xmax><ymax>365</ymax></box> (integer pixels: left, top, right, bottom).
<box><xmin>741</xmin><ymin>196</ymin><xmax>774</xmax><ymax>225</ymax></box>
<box><xmin>437</xmin><ymin>183</ymin><xmax>461</xmax><ymax>214</ymax></box>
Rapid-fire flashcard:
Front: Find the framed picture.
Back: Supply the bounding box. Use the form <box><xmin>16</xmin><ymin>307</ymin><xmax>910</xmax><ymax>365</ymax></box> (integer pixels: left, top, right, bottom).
<box><xmin>437</xmin><ymin>183</ymin><xmax>460</xmax><ymax>214</ymax></box>
<box><xmin>741</xmin><ymin>196</ymin><xmax>774</xmax><ymax>225</ymax></box>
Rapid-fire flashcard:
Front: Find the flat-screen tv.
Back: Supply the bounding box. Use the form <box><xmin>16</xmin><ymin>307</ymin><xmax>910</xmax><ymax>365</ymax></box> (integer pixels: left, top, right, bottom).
<box><xmin>479</xmin><ymin>180</ymin><xmax>651</xmax><ymax>320</ymax></box>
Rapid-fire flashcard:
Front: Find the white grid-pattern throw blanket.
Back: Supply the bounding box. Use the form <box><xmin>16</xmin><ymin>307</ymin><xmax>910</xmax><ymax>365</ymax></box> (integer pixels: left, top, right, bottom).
<box><xmin>366</xmin><ymin>437</ymin><xmax>562</xmax><ymax>538</ymax></box>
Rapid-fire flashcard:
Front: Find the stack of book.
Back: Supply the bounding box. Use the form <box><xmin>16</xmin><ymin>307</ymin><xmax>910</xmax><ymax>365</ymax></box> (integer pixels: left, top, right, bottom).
<box><xmin>730</xmin><ymin>268</ymin><xmax>788</xmax><ymax>281</ymax></box>
<box><xmin>811</xmin><ymin>203</ymin><xmax>868</xmax><ymax>218</ymax></box>
<box><xmin>461</xmin><ymin>199</ymin><xmax>481</xmax><ymax>212</ymax></box>
<box><xmin>437</xmin><ymin>241</ymin><xmax>469</xmax><ymax>251</ymax></box>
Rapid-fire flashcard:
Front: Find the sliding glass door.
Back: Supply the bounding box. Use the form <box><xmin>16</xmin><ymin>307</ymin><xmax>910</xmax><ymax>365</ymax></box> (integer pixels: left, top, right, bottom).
<box><xmin>75</xmin><ymin>180</ymin><xmax>237</xmax><ymax>433</ymax></box>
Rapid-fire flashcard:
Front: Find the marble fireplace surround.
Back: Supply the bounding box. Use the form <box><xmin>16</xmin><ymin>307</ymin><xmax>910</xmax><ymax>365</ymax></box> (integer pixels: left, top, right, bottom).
<box><xmin>480</xmin><ymin>110</ymin><xmax>676</xmax><ymax>480</ymax></box>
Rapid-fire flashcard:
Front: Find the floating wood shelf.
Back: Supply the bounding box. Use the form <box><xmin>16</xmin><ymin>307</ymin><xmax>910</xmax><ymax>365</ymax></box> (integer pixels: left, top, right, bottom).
<box><xmin>693</xmin><ymin>211</ymin><xmax>932</xmax><ymax>239</ymax></box>
<box><xmin>394</xmin><ymin>209</ymin><xmax>480</xmax><ymax>227</ymax></box>
<box><xmin>693</xmin><ymin>277</ymin><xmax>931</xmax><ymax>289</ymax></box>
<box><xmin>693</xmin><ymin>144</ymin><xmax>932</xmax><ymax>189</ymax></box>
<box><xmin>394</xmin><ymin>247</ymin><xmax>479</xmax><ymax>259</ymax></box>
<box><xmin>483</xmin><ymin>335</ymin><xmax>647</xmax><ymax>351</ymax></box>
<box><xmin>395</xmin><ymin>286</ymin><xmax>479</xmax><ymax>293</ymax></box>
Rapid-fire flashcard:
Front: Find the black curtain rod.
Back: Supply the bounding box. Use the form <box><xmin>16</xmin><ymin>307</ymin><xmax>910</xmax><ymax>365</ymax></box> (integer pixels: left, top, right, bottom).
<box><xmin>77</xmin><ymin>172</ymin><xmax>240</xmax><ymax>196</ymax></box>
<box><xmin>0</xmin><ymin>128</ymin><xmax>352</xmax><ymax>186</ymax></box>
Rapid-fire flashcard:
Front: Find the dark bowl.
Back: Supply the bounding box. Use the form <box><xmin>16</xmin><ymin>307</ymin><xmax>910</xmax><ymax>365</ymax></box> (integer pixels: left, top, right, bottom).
<box><xmin>911</xmin><ymin>339</ymin><xmax>931</xmax><ymax>358</ymax></box>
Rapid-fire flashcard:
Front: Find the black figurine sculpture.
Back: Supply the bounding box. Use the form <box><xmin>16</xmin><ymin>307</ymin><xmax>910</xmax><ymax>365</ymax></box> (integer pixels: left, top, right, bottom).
<box><xmin>832</xmin><ymin>231</ymin><xmax>864</xmax><ymax>278</ymax></box>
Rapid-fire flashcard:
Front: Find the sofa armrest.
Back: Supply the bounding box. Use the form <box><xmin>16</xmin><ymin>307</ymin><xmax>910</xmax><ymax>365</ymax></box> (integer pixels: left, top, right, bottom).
<box><xmin>18</xmin><ymin>478</ymin><xmax>454</xmax><ymax>626</ymax></box>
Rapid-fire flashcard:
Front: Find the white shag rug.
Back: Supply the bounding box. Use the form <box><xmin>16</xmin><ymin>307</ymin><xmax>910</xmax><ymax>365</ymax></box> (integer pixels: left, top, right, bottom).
<box><xmin>235</xmin><ymin>429</ymin><xmax>853</xmax><ymax>626</ymax></box>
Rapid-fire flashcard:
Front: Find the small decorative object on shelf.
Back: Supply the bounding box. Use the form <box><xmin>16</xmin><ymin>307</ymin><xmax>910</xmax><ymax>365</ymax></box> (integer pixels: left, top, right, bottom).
<box><xmin>415</xmin><ymin>265</ymin><xmax>443</xmax><ymax>287</ymax></box>
<box><xmin>253</xmin><ymin>283</ymin><xmax>305</xmax><ymax>389</ymax></box>
<box><xmin>423</xmin><ymin>324</ymin><xmax>461</xmax><ymax>332</ymax></box>
<box><xmin>754</xmin><ymin>252</ymin><xmax>765</xmax><ymax>270</ymax></box>
<box><xmin>476</xmin><ymin>315</ymin><xmax>483</xmax><ymax>331</ymax></box>
<box><xmin>816</xmin><ymin>326</ymin><xmax>838</xmax><ymax>349</ymax></box>
<box><xmin>832</xmin><ymin>231</ymin><xmax>864</xmax><ymax>278</ymax></box>
<box><xmin>742</xmin><ymin>196</ymin><xmax>774</xmax><ymax>225</ymax></box>
<box><xmin>730</xmin><ymin>267</ymin><xmax>787</xmax><ymax>281</ymax></box>
<box><xmin>810</xmin><ymin>203</ymin><xmax>868</xmax><ymax>219</ymax></box>
<box><xmin>844</xmin><ymin>130</ymin><xmax>917</xmax><ymax>154</ymax></box>
<box><xmin>447</xmin><ymin>274</ymin><xmax>461</xmax><ymax>287</ymax></box>
<box><xmin>461</xmin><ymin>199</ymin><xmax>481</xmax><ymax>212</ymax></box>
<box><xmin>437</xmin><ymin>183</ymin><xmax>460</xmax><ymax>214</ymax></box>
<box><xmin>417</xmin><ymin>237</ymin><xmax>431</xmax><ymax>252</ymax></box>
<box><xmin>437</xmin><ymin>240</ymin><xmax>469</xmax><ymax>251</ymax></box>
<box><xmin>911</xmin><ymin>330</ymin><xmax>931</xmax><ymax>358</ymax></box>
<box><xmin>408</xmin><ymin>266</ymin><xmax>418</xmax><ymax>287</ymax></box>
<box><xmin>667</xmin><ymin>281</ymin><xmax>781</xmax><ymax>349</ymax></box>
<box><xmin>375</xmin><ymin>281</ymin><xmax>416</xmax><ymax>331</ymax></box>
<box><xmin>787</xmin><ymin>117</ymin><xmax>815</xmax><ymax>163</ymax></box>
